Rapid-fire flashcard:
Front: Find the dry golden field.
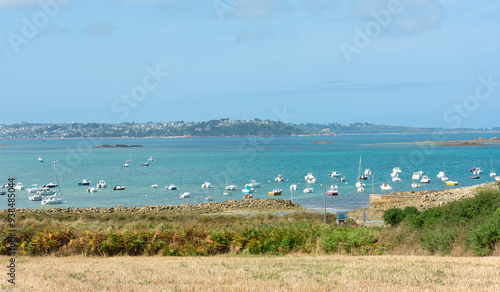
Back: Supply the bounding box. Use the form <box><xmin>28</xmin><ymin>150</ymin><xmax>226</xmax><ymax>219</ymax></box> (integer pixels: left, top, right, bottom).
<box><xmin>2</xmin><ymin>255</ymin><xmax>499</xmax><ymax>291</ymax></box>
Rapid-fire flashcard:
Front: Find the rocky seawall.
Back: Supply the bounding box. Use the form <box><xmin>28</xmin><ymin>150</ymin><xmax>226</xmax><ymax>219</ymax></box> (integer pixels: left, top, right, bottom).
<box><xmin>1</xmin><ymin>198</ymin><xmax>303</xmax><ymax>215</ymax></box>
<box><xmin>350</xmin><ymin>182</ymin><xmax>499</xmax><ymax>223</ymax></box>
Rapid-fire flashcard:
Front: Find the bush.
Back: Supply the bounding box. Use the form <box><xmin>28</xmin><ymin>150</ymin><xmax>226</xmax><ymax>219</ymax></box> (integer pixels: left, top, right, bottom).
<box><xmin>467</xmin><ymin>208</ymin><xmax>500</xmax><ymax>256</ymax></box>
<box><xmin>383</xmin><ymin>208</ymin><xmax>405</xmax><ymax>226</ymax></box>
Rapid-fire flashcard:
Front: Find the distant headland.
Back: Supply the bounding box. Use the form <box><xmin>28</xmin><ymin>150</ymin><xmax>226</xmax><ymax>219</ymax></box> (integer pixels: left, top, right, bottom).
<box><xmin>0</xmin><ymin>119</ymin><xmax>499</xmax><ymax>139</ymax></box>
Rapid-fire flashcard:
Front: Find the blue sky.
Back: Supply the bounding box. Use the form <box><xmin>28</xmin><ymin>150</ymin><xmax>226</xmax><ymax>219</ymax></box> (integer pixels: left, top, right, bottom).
<box><xmin>0</xmin><ymin>0</ymin><xmax>499</xmax><ymax>128</ymax></box>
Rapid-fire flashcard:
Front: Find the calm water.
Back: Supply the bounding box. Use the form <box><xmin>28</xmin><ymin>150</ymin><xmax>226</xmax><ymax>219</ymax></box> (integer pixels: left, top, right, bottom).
<box><xmin>1</xmin><ymin>134</ymin><xmax>499</xmax><ymax>212</ymax></box>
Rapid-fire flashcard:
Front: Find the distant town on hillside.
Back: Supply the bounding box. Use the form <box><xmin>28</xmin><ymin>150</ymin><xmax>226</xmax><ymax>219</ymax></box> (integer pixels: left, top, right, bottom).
<box><xmin>0</xmin><ymin>119</ymin><xmax>499</xmax><ymax>139</ymax></box>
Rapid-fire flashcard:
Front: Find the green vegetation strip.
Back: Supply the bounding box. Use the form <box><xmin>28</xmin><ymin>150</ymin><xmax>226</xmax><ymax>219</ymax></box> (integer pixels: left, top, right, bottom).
<box><xmin>1</xmin><ymin>186</ymin><xmax>498</xmax><ymax>257</ymax></box>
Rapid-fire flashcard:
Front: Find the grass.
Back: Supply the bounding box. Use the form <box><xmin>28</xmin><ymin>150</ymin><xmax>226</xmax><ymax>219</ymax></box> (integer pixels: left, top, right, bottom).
<box><xmin>3</xmin><ymin>255</ymin><xmax>499</xmax><ymax>291</ymax></box>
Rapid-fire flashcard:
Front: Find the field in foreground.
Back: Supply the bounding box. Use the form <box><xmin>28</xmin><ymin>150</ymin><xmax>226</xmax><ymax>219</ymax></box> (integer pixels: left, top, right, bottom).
<box><xmin>2</xmin><ymin>255</ymin><xmax>499</xmax><ymax>291</ymax></box>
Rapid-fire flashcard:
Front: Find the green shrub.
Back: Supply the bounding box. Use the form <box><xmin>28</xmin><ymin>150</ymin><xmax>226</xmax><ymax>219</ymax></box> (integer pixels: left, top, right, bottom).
<box><xmin>383</xmin><ymin>208</ymin><xmax>405</xmax><ymax>226</ymax></box>
<box><xmin>467</xmin><ymin>208</ymin><xmax>500</xmax><ymax>256</ymax></box>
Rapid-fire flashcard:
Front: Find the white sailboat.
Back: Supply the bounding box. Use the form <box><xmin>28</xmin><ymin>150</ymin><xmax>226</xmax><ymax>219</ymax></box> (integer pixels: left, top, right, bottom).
<box><xmin>358</xmin><ymin>156</ymin><xmax>368</xmax><ymax>180</ymax></box>
<box><xmin>41</xmin><ymin>162</ymin><xmax>64</xmax><ymax>205</ymax></box>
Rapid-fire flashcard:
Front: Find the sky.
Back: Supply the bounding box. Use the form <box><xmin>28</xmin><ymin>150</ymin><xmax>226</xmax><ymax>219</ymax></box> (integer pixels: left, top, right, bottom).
<box><xmin>0</xmin><ymin>0</ymin><xmax>499</xmax><ymax>128</ymax></box>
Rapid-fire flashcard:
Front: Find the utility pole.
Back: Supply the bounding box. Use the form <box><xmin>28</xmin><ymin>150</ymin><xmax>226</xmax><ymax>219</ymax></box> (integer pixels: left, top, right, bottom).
<box><xmin>324</xmin><ymin>182</ymin><xmax>327</xmax><ymax>224</ymax></box>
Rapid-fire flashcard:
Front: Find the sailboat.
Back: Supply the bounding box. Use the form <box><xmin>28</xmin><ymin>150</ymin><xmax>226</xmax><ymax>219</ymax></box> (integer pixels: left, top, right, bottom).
<box><xmin>441</xmin><ymin>161</ymin><xmax>448</xmax><ymax>182</ymax></box>
<box><xmin>490</xmin><ymin>157</ymin><xmax>496</xmax><ymax>177</ymax></box>
<box><xmin>26</xmin><ymin>168</ymin><xmax>43</xmax><ymax>193</ymax></box>
<box><xmin>41</xmin><ymin>162</ymin><xmax>64</xmax><ymax>205</ymax></box>
<box><xmin>328</xmin><ymin>163</ymin><xmax>341</xmax><ymax>178</ymax></box>
<box><xmin>223</xmin><ymin>179</ymin><xmax>232</xmax><ymax>196</ymax></box>
<box><xmin>356</xmin><ymin>156</ymin><xmax>366</xmax><ymax>191</ymax></box>
<box><xmin>358</xmin><ymin>156</ymin><xmax>368</xmax><ymax>180</ymax></box>
<box><xmin>327</xmin><ymin>172</ymin><xmax>339</xmax><ymax>196</ymax></box>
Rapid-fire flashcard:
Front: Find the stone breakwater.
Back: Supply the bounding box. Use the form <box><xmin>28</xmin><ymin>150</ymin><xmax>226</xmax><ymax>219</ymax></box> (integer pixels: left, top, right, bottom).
<box><xmin>0</xmin><ymin>198</ymin><xmax>303</xmax><ymax>215</ymax></box>
<box><xmin>350</xmin><ymin>183</ymin><xmax>498</xmax><ymax>223</ymax></box>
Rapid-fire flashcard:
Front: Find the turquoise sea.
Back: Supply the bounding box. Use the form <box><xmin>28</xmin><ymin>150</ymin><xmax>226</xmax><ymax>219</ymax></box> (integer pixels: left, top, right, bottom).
<box><xmin>1</xmin><ymin>133</ymin><xmax>499</xmax><ymax>212</ymax></box>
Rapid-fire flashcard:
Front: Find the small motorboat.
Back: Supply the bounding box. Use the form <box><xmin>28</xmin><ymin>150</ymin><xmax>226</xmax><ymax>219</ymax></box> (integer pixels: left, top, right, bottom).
<box><xmin>411</xmin><ymin>182</ymin><xmax>421</xmax><ymax>188</ymax></box>
<box><xmin>86</xmin><ymin>187</ymin><xmax>99</xmax><ymax>193</ymax></box>
<box><xmin>355</xmin><ymin>181</ymin><xmax>365</xmax><ymax>188</ymax></box>
<box><xmin>268</xmin><ymin>188</ymin><xmax>283</xmax><ymax>196</ymax></box>
<box><xmin>437</xmin><ymin>171</ymin><xmax>445</xmax><ymax>179</ymax></box>
<box><xmin>0</xmin><ymin>190</ymin><xmax>6</xmax><ymax>196</ymax></box>
<box><xmin>226</xmin><ymin>184</ymin><xmax>237</xmax><ymax>190</ymax></box>
<box><xmin>495</xmin><ymin>176</ymin><xmax>500</xmax><ymax>182</ymax></box>
<box><xmin>357</xmin><ymin>187</ymin><xmax>364</xmax><ymax>193</ymax></box>
<box><xmin>246</xmin><ymin>180</ymin><xmax>262</xmax><ymax>188</ymax></box>
<box><xmin>179</xmin><ymin>192</ymin><xmax>191</xmax><ymax>198</ymax></box>
<box><xmin>113</xmin><ymin>186</ymin><xmax>126</xmax><ymax>190</ymax></box>
<box><xmin>151</xmin><ymin>184</ymin><xmax>159</xmax><ymax>188</ymax></box>
<box><xmin>412</xmin><ymin>172</ymin><xmax>421</xmax><ymax>180</ymax></box>
<box><xmin>290</xmin><ymin>184</ymin><xmax>297</xmax><ymax>191</ymax></box>
<box><xmin>26</xmin><ymin>186</ymin><xmax>43</xmax><ymax>194</ymax></box>
<box><xmin>445</xmin><ymin>181</ymin><xmax>458</xmax><ymax>186</ymax></box>
<box><xmin>38</xmin><ymin>156</ymin><xmax>44</xmax><ymax>162</ymax></box>
<box><xmin>37</xmin><ymin>188</ymin><xmax>56</xmax><ymax>196</ymax></box>
<box><xmin>393</xmin><ymin>167</ymin><xmax>402</xmax><ymax>173</ymax></box>
<box><xmin>421</xmin><ymin>176</ymin><xmax>431</xmax><ymax>183</ymax></box>
<box><xmin>205</xmin><ymin>196</ymin><xmax>213</xmax><ymax>201</ymax></box>
<box><xmin>78</xmin><ymin>179</ymin><xmax>91</xmax><ymax>186</ymax></box>
<box><xmin>13</xmin><ymin>182</ymin><xmax>24</xmax><ymax>190</ymax></box>
<box><xmin>201</xmin><ymin>182</ymin><xmax>212</xmax><ymax>188</ymax></box>
<box><xmin>41</xmin><ymin>195</ymin><xmax>63</xmax><ymax>205</ymax></box>
<box><xmin>166</xmin><ymin>184</ymin><xmax>178</xmax><ymax>190</ymax></box>
<box><xmin>223</xmin><ymin>191</ymin><xmax>231</xmax><ymax>196</ymax></box>
<box><xmin>338</xmin><ymin>177</ymin><xmax>346</xmax><ymax>182</ymax></box>
<box><xmin>470</xmin><ymin>167</ymin><xmax>483</xmax><ymax>174</ymax></box>
<box><xmin>148</xmin><ymin>157</ymin><xmax>155</xmax><ymax>161</ymax></box>
<box><xmin>358</xmin><ymin>175</ymin><xmax>369</xmax><ymax>180</ymax></box>
<box><xmin>275</xmin><ymin>175</ymin><xmax>284</xmax><ymax>182</ymax></box>
<box><xmin>242</xmin><ymin>186</ymin><xmax>254</xmax><ymax>194</ymax></box>
<box><xmin>470</xmin><ymin>176</ymin><xmax>480</xmax><ymax>179</ymax></box>
<box><xmin>96</xmin><ymin>180</ymin><xmax>107</xmax><ymax>188</ymax></box>
<box><xmin>392</xmin><ymin>176</ymin><xmax>401</xmax><ymax>182</ymax></box>
<box><xmin>141</xmin><ymin>162</ymin><xmax>150</xmax><ymax>166</ymax></box>
<box><xmin>122</xmin><ymin>163</ymin><xmax>129</xmax><ymax>168</ymax></box>
<box><xmin>380</xmin><ymin>183</ymin><xmax>392</xmax><ymax>191</ymax></box>
<box><xmin>243</xmin><ymin>194</ymin><xmax>253</xmax><ymax>199</ymax></box>
<box><xmin>303</xmin><ymin>187</ymin><xmax>313</xmax><ymax>193</ymax></box>
<box><xmin>364</xmin><ymin>169</ymin><xmax>372</xmax><ymax>176</ymax></box>
<box><xmin>43</xmin><ymin>182</ymin><xmax>58</xmax><ymax>188</ymax></box>
<box><xmin>327</xmin><ymin>189</ymin><xmax>339</xmax><ymax>196</ymax></box>
<box><xmin>29</xmin><ymin>193</ymin><xmax>43</xmax><ymax>201</ymax></box>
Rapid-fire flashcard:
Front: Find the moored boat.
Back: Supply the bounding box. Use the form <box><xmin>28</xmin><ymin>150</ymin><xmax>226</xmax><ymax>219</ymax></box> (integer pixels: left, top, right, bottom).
<box><xmin>245</xmin><ymin>180</ymin><xmax>262</xmax><ymax>188</ymax></box>
<box><xmin>113</xmin><ymin>185</ymin><xmax>126</xmax><ymax>190</ymax></box>
<box><xmin>78</xmin><ymin>179</ymin><xmax>91</xmax><ymax>186</ymax></box>
<box><xmin>421</xmin><ymin>176</ymin><xmax>430</xmax><ymax>183</ymax></box>
<box><xmin>242</xmin><ymin>185</ymin><xmax>255</xmax><ymax>194</ymax></box>
<box><xmin>86</xmin><ymin>187</ymin><xmax>99</xmax><ymax>193</ymax></box>
<box><xmin>166</xmin><ymin>184</ymin><xmax>178</xmax><ymax>190</ymax></box>
<box><xmin>97</xmin><ymin>180</ymin><xmax>107</xmax><ymax>188</ymax></box>
<box><xmin>151</xmin><ymin>184</ymin><xmax>159</xmax><ymax>188</ymax></box>
<box><xmin>243</xmin><ymin>194</ymin><xmax>253</xmax><ymax>199</ymax></box>
<box><xmin>179</xmin><ymin>192</ymin><xmax>191</xmax><ymax>198</ymax></box>
<box><xmin>303</xmin><ymin>186</ymin><xmax>313</xmax><ymax>193</ymax></box>
<box><xmin>380</xmin><ymin>183</ymin><xmax>392</xmax><ymax>191</ymax></box>
<box><xmin>41</xmin><ymin>195</ymin><xmax>63</xmax><ymax>205</ymax></box>
<box><xmin>268</xmin><ymin>188</ymin><xmax>283</xmax><ymax>196</ymax></box>
<box><xmin>201</xmin><ymin>182</ymin><xmax>212</xmax><ymax>188</ymax></box>
<box><xmin>275</xmin><ymin>174</ymin><xmax>284</xmax><ymax>182</ymax></box>
<box><xmin>445</xmin><ymin>181</ymin><xmax>458</xmax><ymax>186</ymax></box>
<box><xmin>13</xmin><ymin>182</ymin><xmax>24</xmax><ymax>190</ymax></box>
<box><xmin>205</xmin><ymin>196</ymin><xmax>213</xmax><ymax>201</ymax></box>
